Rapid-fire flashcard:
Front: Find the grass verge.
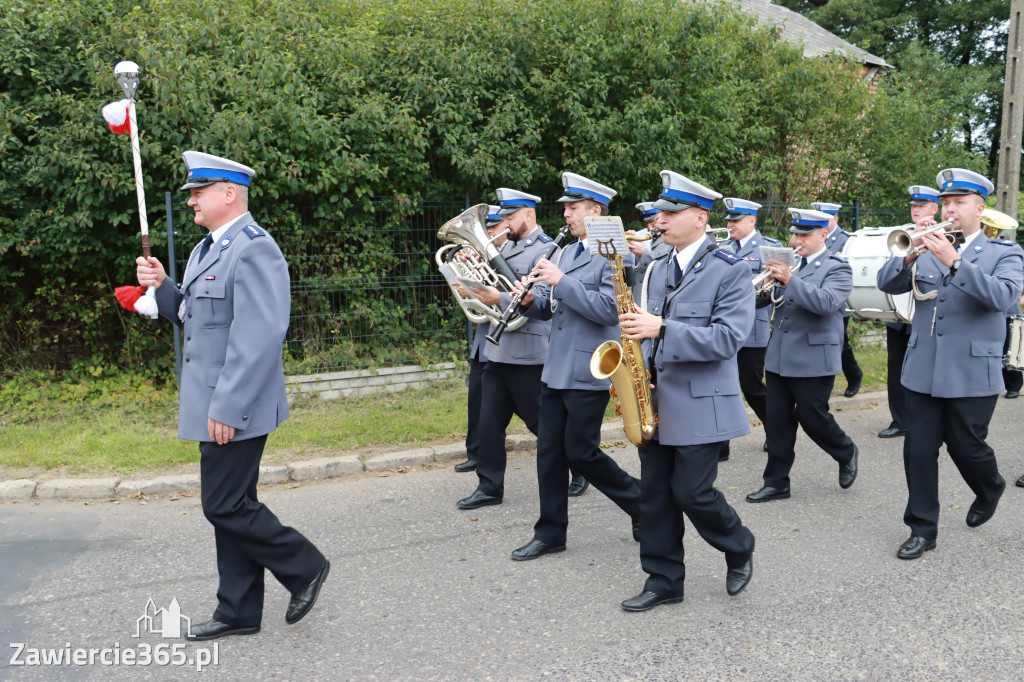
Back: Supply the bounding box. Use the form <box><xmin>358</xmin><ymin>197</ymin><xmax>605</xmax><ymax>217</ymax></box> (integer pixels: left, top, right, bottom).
<box><xmin>0</xmin><ymin>345</ymin><xmax>887</xmax><ymax>480</ymax></box>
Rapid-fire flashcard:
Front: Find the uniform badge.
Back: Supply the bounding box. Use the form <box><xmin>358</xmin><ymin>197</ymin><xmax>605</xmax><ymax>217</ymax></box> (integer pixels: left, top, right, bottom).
<box><xmin>525</xmin><ymin>238</ymin><xmax>533</xmax><ymax>245</ymax></box>
<box><xmin>724</xmin><ymin>198</ymin><xmax>734</xmax><ymax>209</ymax></box>
<box><xmin>974</xmin><ymin>245</ymin><xmax>983</xmax><ymax>252</ymax></box>
<box><xmin>220</xmin><ymin>237</ymin><xmax>232</xmax><ymax>249</ymax></box>
<box><xmin>814</xmin><ymin>260</ymin><xmax>821</xmax><ymax>267</ymax></box>
<box><xmin>205</xmin><ymin>275</ymin><xmax>216</xmax><ymax>280</ymax></box>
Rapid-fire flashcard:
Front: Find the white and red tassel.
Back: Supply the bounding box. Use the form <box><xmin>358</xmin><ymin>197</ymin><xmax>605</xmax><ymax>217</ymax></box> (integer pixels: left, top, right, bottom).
<box><xmin>102</xmin><ymin>99</ymin><xmax>131</xmax><ymax>135</ymax></box>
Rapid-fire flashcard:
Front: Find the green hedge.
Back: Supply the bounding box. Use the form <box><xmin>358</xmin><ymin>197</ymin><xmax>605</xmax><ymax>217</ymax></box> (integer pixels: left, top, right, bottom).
<box><xmin>0</xmin><ymin>0</ymin><xmax>973</xmax><ymax>370</ymax></box>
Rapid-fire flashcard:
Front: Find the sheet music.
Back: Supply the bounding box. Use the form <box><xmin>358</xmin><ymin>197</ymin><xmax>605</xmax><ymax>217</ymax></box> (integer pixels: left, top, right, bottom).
<box><xmin>585</xmin><ymin>216</ymin><xmax>628</xmax><ymax>258</ymax></box>
<box><xmin>759</xmin><ymin>246</ymin><xmax>796</xmax><ymax>268</ymax></box>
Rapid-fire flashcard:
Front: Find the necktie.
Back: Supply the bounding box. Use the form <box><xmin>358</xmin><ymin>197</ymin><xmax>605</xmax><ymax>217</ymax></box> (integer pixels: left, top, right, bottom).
<box><xmin>198</xmin><ymin>234</ymin><xmax>213</xmax><ymax>263</ymax></box>
<box><xmin>670</xmin><ymin>256</ymin><xmax>682</xmax><ymax>286</ymax></box>
<box><xmin>574</xmin><ymin>241</ymin><xmax>585</xmax><ymax>261</ymax></box>
<box><xmin>798</xmin><ymin>257</ymin><xmax>808</xmax><ymax>271</ymax></box>
<box><xmin>731</xmin><ymin>239</ymin><xmax>740</xmax><ymax>252</ymax></box>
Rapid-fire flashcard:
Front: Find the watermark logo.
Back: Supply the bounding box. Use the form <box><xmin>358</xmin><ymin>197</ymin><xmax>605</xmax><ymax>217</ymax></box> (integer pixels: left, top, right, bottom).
<box><xmin>135</xmin><ymin>597</ymin><xmax>191</xmax><ymax>639</ymax></box>
<box><xmin>9</xmin><ymin>597</ymin><xmax>219</xmax><ymax>672</ymax></box>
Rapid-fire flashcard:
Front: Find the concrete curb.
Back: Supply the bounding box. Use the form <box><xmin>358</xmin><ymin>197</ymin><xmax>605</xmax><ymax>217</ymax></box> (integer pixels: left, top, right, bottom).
<box><xmin>0</xmin><ymin>391</ymin><xmax>887</xmax><ymax>502</ymax></box>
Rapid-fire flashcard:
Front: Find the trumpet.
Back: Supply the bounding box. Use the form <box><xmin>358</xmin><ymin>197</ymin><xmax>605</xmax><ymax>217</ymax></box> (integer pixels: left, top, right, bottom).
<box><xmin>706</xmin><ymin>227</ymin><xmax>730</xmax><ymax>244</ymax></box>
<box><xmin>886</xmin><ymin>221</ymin><xmax>959</xmax><ymax>257</ymax></box>
<box><xmin>751</xmin><ymin>269</ymin><xmax>776</xmax><ymax>295</ymax></box>
<box><xmin>625</xmin><ymin>228</ymin><xmax>664</xmax><ymax>242</ymax></box>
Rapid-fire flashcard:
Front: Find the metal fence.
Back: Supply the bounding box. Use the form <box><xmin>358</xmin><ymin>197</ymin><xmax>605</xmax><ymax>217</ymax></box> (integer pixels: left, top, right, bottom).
<box><xmin>164</xmin><ymin>195</ymin><xmax>910</xmax><ymax>377</ymax></box>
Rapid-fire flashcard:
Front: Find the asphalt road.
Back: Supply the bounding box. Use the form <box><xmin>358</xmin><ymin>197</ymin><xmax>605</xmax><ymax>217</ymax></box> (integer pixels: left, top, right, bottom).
<box><xmin>2</xmin><ymin>398</ymin><xmax>1023</xmax><ymax>681</ymax></box>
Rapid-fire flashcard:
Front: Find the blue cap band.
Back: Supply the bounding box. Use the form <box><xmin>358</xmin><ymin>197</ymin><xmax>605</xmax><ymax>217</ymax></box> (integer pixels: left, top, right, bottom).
<box><xmin>910</xmin><ymin>193</ymin><xmax>938</xmax><ymax>203</ymax></box>
<box><xmin>639</xmin><ymin>208</ymin><xmax>659</xmax><ymax>217</ymax></box>
<box><xmin>661</xmin><ymin>187</ymin><xmax>714</xmax><ymax>210</ymax></box>
<box><xmin>940</xmin><ymin>180</ymin><xmax>988</xmax><ymax>198</ymax></box>
<box><xmin>563</xmin><ymin>186</ymin><xmax>610</xmax><ymax>205</ymax></box>
<box><xmin>187</xmin><ymin>167</ymin><xmax>251</xmax><ymax>186</ymax></box>
<box><xmin>487</xmin><ymin>213</ymin><xmax>503</xmax><ymax>222</ymax></box>
<box><xmin>819</xmin><ymin>208</ymin><xmax>839</xmax><ymax>215</ymax></box>
<box><xmin>500</xmin><ymin>198</ymin><xmax>536</xmax><ymax>208</ymax></box>
<box><xmin>728</xmin><ymin>206</ymin><xmax>758</xmax><ymax>215</ymax></box>
<box><xmin>792</xmin><ymin>217</ymin><xmax>830</xmax><ymax>228</ymax></box>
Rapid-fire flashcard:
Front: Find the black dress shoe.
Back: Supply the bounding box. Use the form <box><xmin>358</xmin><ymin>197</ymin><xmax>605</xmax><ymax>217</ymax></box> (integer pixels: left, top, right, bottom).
<box><xmin>746</xmin><ymin>485</ymin><xmax>790</xmax><ymax>503</ymax></box>
<box><xmin>897</xmin><ymin>535</ymin><xmax>936</xmax><ymax>560</ymax></box>
<box><xmin>839</xmin><ymin>444</ymin><xmax>858</xmax><ymax>489</ymax></box>
<box><xmin>1006</xmin><ymin>390</ymin><xmax>1020</xmax><ymax>399</ymax></box>
<box><xmin>966</xmin><ymin>480</ymin><xmax>1005</xmax><ymax>528</ymax></box>
<box><xmin>457</xmin><ymin>489</ymin><xmax>502</xmax><ymax>510</ymax></box>
<box><xmin>454</xmin><ymin>459</ymin><xmax>477</xmax><ymax>472</ymax></box>
<box><xmin>621</xmin><ymin>590</ymin><xmax>683</xmax><ymax>612</ymax></box>
<box><xmin>631</xmin><ymin>519</ymin><xmax>641</xmax><ymax>542</ymax></box>
<box><xmin>1016</xmin><ymin>473</ymin><xmax>1024</xmax><ymax>488</ymax></box>
<box><xmin>878</xmin><ymin>426</ymin><xmax>906</xmax><ymax>438</ymax></box>
<box><xmin>726</xmin><ymin>556</ymin><xmax>753</xmax><ymax>596</ymax></box>
<box><xmin>844</xmin><ymin>373</ymin><xmax>863</xmax><ymax>398</ymax></box>
<box><xmin>719</xmin><ymin>442</ymin><xmax>730</xmax><ymax>462</ymax></box>
<box><xmin>511</xmin><ymin>538</ymin><xmax>565</xmax><ymax>561</ymax></box>
<box><xmin>186</xmin><ymin>618</ymin><xmax>260</xmax><ymax>641</ymax></box>
<box><xmin>286</xmin><ymin>559</ymin><xmax>330</xmax><ymax>624</ymax></box>
<box><xmin>567</xmin><ymin>475</ymin><xmax>589</xmax><ymax>497</ymax></box>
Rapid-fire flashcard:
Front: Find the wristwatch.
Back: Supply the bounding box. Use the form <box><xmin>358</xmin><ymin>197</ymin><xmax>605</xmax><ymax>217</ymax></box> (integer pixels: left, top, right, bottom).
<box><xmin>950</xmin><ymin>258</ymin><xmax>962</xmax><ymax>276</ymax></box>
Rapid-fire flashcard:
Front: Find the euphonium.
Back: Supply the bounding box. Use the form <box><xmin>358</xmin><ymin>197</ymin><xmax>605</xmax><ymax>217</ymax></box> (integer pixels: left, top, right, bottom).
<box><xmin>981</xmin><ymin>207</ymin><xmax>1019</xmax><ymax>239</ymax></box>
<box><xmin>886</xmin><ymin>220</ymin><xmax>959</xmax><ymax>257</ymax></box>
<box><xmin>588</xmin><ymin>221</ymin><xmax>657</xmax><ymax>446</ymax></box>
<box><xmin>435</xmin><ymin>204</ymin><xmax>527</xmax><ymax>332</ymax></box>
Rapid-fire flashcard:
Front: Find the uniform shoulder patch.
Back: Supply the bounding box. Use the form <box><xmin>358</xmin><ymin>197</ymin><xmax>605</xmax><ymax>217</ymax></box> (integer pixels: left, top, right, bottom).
<box><xmin>763</xmin><ymin>236</ymin><xmax>782</xmax><ymax>246</ymax></box>
<box><xmin>713</xmin><ymin>250</ymin><xmax>741</xmax><ymax>264</ymax></box>
<box><xmin>537</xmin><ymin>234</ymin><xmax>553</xmax><ymax>243</ymax></box>
<box><xmin>989</xmin><ymin>238</ymin><xmax>1016</xmax><ymax>246</ymax></box>
<box><xmin>829</xmin><ymin>253</ymin><xmax>847</xmax><ymax>262</ymax></box>
<box><xmin>242</xmin><ymin>224</ymin><xmax>267</xmax><ymax>239</ymax></box>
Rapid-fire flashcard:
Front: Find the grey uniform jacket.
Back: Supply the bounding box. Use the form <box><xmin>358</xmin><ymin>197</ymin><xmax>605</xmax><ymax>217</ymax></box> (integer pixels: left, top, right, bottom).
<box><xmin>825</xmin><ymin>227</ymin><xmax>853</xmax><ymax>318</ymax></box>
<box><xmin>485</xmin><ymin>226</ymin><xmax>553</xmax><ymax>364</ymax></box>
<box><xmin>469</xmin><ymin>322</ymin><xmax>488</xmax><ymax>362</ymax></box>
<box><xmin>761</xmin><ymin>251</ymin><xmax>852</xmax><ymax>378</ymax></box>
<box><xmin>634</xmin><ymin>236</ymin><xmax>673</xmax><ymax>298</ymax></box>
<box><xmin>523</xmin><ymin>240</ymin><xmax>619</xmax><ymax>390</ymax></box>
<box><xmin>641</xmin><ymin>239</ymin><xmax>754</xmax><ymax>446</ymax></box>
<box><xmin>876</xmin><ymin>238</ymin><xmax>1024</xmax><ymax>397</ymax></box>
<box><xmin>731</xmin><ymin>230</ymin><xmax>781</xmax><ymax>348</ymax></box>
<box><xmin>155</xmin><ymin>213</ymin><xmax>290</xmax><ymax>442</ymax></box>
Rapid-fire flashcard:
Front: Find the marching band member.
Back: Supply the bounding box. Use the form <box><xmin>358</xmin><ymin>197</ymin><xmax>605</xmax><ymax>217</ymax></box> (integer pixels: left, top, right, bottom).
<box><xmin>876</xmin><ymin>168</ymin><xmax>1024</xmax><ymax>559</ymax></box>
<box><xmin>746</xmin><ymin>208</ymin><xmax>860</xmax><ymax>503</ymax></box>
<box><xmin>630</xmin><ymin>201</ymin><xmax>670</xmax><ymax>294</ymax></box>
<box><xmin>617</xmin><ymin>171</ymin><xmax>755</xmax><ymax>611</ymax></box>
<box><xmin>456</xmin><ymin>190</ymin><xmax>556</xmax><ymax>510</ymax></box>
<box><xmin>718</xmin><ymin>198</ymin><xmax>780</xmax><ymax>461</ymax></box>
<box><xmin>509</xmin><ymin>172</ymin><xmax>642</xmax><ymax>561</ymax></box>
<box><xmin>454</xmin><ymin>206</ymin><xmax>507</xmax><ymax>473</ymax></box>
<box><xmin>878</xmin><ymin>187</ymin><xmax>938</xmax><ymax>439</ymax></box>
<box><xmin>136</xmin><ymin>152</ymin><xmax>329</xmax><ymax>640</ymax></box>
<box><xmin>813</xmin><ymin>201</ymin><xmax>864</xmax><ymax>398</ymax></box>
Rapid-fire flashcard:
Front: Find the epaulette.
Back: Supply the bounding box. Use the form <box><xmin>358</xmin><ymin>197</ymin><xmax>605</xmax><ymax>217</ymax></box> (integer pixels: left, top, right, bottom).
<box><xmin>989</xmin><ymin>238</ymin><xmax>1017</xmax><ymax>246</ymax></box>
<box><xmin>829</xmin><ymin>253</ymin><xmax>846</xmax><ymax>261</ymax></box>
<box><xmin>763</xmin><ymin>236</ymin><xmax>782</xmax><ymax>245</ymax></box>
<box><xmin>242</xmin><ymin>224</ymin><xmax>267</xmax><ymax>239</ymax></box>
<box><xmin>537</xmin><ymin>234</ymin><xmax>553</xmax><ymax>243</ymax></box>
<box><xmin>713</xmin><ymin>250</ymin><xmax>741</xmax><ymax>264</ymax></box>
<box><xmin>652</xmin><ymin>252</ymin><xmax>673</xmax><ymax>262</ymax></box>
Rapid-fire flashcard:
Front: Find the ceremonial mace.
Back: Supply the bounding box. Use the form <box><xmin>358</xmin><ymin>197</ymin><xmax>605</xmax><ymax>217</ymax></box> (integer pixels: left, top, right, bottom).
<box><xmin>110</xmin><ymin>60</ymin><xmax>159</xmax><ymax>319</ymax></box>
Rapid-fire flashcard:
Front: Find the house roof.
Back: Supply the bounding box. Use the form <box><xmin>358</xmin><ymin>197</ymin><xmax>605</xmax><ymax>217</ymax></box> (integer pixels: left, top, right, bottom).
<box><xmin>725</xmin><ymin>0</ymin><xmax>894</xmax><ymax>69</ymax></box>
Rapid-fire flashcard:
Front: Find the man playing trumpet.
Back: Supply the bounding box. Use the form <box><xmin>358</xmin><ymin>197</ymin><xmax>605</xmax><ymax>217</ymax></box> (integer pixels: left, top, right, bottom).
<box><xmin>876</xmin><ymin>168</ymin><xmax>1024</xmax><ymax>560</ymax></box>
<box><xmin>746</xmin><ymin>208</ymin><xmax>860</xmax><ymax>504</ymax></box>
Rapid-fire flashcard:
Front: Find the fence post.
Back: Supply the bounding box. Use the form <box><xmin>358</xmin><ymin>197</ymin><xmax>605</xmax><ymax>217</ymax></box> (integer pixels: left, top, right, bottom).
<box><xmin>852</xmin><ymin>198</ymin><xmax>860</xmax><ymax>231</ymax></box>
<box><xmin>165</xmin><ymin>191</ymin><xmax>182</xmax><ymax>386</ymax></box>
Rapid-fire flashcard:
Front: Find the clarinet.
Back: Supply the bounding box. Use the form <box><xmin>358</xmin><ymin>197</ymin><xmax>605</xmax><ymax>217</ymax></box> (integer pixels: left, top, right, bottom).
<box><xmin>486</xmin><ymin>225</ymin><xmax>572</xmax><ymax>345</ymax></box>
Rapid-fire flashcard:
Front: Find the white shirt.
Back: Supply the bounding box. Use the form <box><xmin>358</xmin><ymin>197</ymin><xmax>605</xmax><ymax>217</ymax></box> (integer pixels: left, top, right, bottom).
<box><xmin>737</xmin><ymin>231</ymin><xmax>756</xmax><ymax>250</ymax></box>
<box><xmin>800</xmin><ymin>247</ymin><xmax>828</xmax><ymax>268</ymax></box>
<box><xmin>675</xmin><ymin>235</ymin><xmax>709</xmax><ymax>274</ymax></box>
<box><xmin>208</xmin><ymin>213</ymin><xmax>248</xmax><ymax>247</ymax></box>
<box><xmin>957</xmin><ymin>229</ymin><xmax>983</xmax><ymax>254</ymax></box>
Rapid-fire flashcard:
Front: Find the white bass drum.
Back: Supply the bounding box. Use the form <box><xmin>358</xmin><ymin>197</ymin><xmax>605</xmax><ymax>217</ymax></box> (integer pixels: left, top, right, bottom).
<box><xmin>839</xmin><ymin>227</ymin><xmax>914</xmax><ymax>324</ymax></box>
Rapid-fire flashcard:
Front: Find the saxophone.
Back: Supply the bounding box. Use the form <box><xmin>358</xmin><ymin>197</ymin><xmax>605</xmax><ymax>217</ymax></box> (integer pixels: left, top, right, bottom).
<box><xmin>590</xmin><ymin>247</ymin><xmax>658</xmax><ymax>446</ymax></box>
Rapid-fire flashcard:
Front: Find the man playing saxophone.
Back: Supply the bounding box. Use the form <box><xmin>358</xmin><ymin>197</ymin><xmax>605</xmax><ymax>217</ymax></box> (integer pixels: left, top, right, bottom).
<box><xmin>617</xmin><ymin>170</ymin><xmax>755</xmax><ymax>611</ymax></box>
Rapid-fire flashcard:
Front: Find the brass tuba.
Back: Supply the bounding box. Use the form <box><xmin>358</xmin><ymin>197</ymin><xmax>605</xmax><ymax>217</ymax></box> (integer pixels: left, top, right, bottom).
<box><xmin>435</xmin><ymin>204</ymin><xmax>526</xmax><ymax>332</ymax></box>
<box><xmin>981</xmin><ymin>208</ymin><xmax>1019</xmax><ymax>239</ymax></box>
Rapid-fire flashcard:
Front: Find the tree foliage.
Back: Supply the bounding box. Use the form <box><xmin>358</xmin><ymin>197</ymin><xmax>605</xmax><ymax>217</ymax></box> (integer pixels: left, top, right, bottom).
<box><xmin>776</xmin><ymin>0</ymin><xmax>1009</xmax><ymax>170</ymax></box>
<box><xmin>0</xmin><ymin>0</ymin><xmax>969</xmax><ymax>369</ymax></box>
